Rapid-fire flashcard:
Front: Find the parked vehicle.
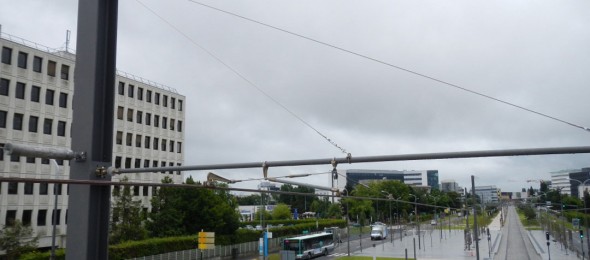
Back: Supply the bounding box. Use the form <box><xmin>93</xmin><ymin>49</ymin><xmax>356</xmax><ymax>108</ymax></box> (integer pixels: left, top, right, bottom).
<box><xmin>370</xmin><ymin>224</ymin><xmax>387</xmax><ymax>240</ymax></box>
<box><xmin>430</xmin><ymin>220</ymin><xmax>437</xmax><ymax>225</ymax></box>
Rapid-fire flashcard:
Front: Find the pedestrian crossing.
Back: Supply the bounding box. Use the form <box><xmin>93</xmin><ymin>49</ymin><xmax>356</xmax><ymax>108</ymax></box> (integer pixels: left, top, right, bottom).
<box><xmin>330</xmin><ymin>253</ymin><xmax>349</xmax><ymax>257</ymax></box>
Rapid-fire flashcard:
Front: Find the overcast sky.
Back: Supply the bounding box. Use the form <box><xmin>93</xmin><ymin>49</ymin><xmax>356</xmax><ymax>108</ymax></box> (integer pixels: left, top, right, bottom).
<box><xmin>1</xmin><ymin>0</ymin><xmax>589</xmax><ymax>193</ymax></box>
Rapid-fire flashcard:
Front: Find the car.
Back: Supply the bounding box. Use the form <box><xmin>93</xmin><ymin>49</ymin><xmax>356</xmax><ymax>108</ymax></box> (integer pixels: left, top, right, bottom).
<box><xmin>245</xmin><ymin>225</ymin><xmax>254</xmax><ymax>230</ymax></box>
<box><xmin>255</xmin><ymin>225</ymin><xmax>263</xmax><ymax>230</ymax></box>
<box><xmin>430</xmin><ymin>220</ymin><xmax>437</xmax><ymax>225</ymax></box>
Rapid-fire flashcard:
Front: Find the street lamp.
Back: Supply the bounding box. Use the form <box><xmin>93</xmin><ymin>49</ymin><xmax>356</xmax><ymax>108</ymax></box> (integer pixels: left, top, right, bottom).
<box><xmin>409</xmin><ymin>194</ymin><xmax>420</xmax><ymax>250</ymax></box>
<box><xmin>429</xmin><ymin>195</ymin><xmax>442</xmax><ymax>241</ymax></box>
<box><xmin>381</xmin><ymin>191</ymin><xmax>395</xmax><ymax>244</ymax></box>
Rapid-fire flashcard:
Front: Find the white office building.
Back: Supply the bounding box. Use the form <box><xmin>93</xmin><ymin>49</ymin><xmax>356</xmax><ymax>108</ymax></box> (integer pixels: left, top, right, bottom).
<box><xmin>441</xmin><ymin>179</ymin><xmax>462</xmax><ymax>193</ymax></box>
<box><xmin>0</xmin><ymin>32</ymin><xmax>185</xmax><ymax>249</ymax></box>
<box><xmin>472</xmin><ymin>185</ymin><xmax>499</xmax><ymax>204</ymax></box>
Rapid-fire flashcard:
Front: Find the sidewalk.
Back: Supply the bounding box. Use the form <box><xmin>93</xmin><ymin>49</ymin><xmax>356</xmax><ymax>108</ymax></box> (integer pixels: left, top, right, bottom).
<box><xmin>355</xmin><ymin>223</ymin><xmax>499</xmax><ymax>259</ymax></box>
<box><xmin>528</xmin><ymin>230</ymin><xmax>580</xmax><ymax>260</ymax></box>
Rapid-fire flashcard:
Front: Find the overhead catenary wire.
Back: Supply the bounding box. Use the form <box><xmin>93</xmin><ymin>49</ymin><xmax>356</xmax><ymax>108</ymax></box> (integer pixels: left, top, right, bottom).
<box><xmin>187</xmin><ymin>0</ymin><xmax>590</xmax><ymax>134</ymax></box>
<box><xmin>134</xmin><ymin>0</ymin><xmax>349</xmax><ymax>154</ymax></box>
<box><xmin>0</xmin><ymin>176</ymin><xmax>458</xmax><ymax>211</ymax></box>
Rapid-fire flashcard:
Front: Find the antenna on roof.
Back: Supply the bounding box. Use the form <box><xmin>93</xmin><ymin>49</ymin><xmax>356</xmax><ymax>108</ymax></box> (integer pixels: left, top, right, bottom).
<box><xmin>65</xmin><ymin>30</ymin><xmax>71</xmax><ymax>53</ymax></box>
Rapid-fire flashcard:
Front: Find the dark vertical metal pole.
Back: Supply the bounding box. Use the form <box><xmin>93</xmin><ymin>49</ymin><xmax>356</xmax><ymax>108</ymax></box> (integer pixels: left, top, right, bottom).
<box><xmin>471</xmin><ymin>175</ymin><xmax>480</xmax><ymax>260</ymax></box>
<box><xmin>346</xmin><ymin>198</ymin><xmax>350</xmax><ymax>256</ymax></box>
<box><xmin>66</xmin><ymin>0</ymin><xmax>117</xmax><ymax>259</ymax></box>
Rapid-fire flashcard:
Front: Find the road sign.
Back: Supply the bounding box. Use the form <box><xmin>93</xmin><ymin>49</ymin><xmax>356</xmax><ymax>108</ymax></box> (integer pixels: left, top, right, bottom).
<box><xmin>198</xmin><ymin>231</ymin><xmax>215</xmax><ymax>250</ymax></box>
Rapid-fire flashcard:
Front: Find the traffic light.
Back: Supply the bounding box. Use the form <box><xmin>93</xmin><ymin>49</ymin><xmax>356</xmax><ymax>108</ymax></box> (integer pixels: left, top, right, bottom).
<box><xmin>546</xmin><ymin>232</ymin><xmax>550</xmax><ymax>240</ymax></box>
<box><xmin>581</xmin><ymin>230</ymin><xmax>584</xmax><ymax>238</ymax></box>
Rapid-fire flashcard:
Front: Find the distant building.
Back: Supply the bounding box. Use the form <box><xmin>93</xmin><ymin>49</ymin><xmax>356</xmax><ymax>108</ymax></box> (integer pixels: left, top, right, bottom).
<box><xmin>472</xmin><ymin>186</ymin><xmax>499</xmax><ymax>204</ymax></box>
<box><xmin>345</xmin><ymin>169</ymin><xmax>439</xmax><ymax>189</ymax></box>
<box><xmin>550</xmin><ymin>168</ymin><xmax>590</xmax><ymax>198</ymax></box>
<box><xmin>441</xmin><ymin>179</ymin><xmax>462</xmax><ymax>193</ymax></box>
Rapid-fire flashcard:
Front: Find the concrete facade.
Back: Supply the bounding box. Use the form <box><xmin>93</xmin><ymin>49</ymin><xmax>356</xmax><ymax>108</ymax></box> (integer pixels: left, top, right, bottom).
<box><xmin>0</xmin><ymin>32</ymin><xmax>185</xmax><ymax>249</ymax></box>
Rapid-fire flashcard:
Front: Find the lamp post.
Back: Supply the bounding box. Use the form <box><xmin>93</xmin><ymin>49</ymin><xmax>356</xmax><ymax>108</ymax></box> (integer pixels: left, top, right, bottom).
<box><xmin>381</xmin><ymin>190</ymin><xmax>394</xmax><ymax>244</ymax></box>
<box><xmin>409</xmin><ymin>194</ymin><xmax>420</xmax><ymax>250</ymax></box>
<box><xmin>429</xmin><ymin>195</ymin><xmax>442</xmax><ymax>241</ymax></box>
<box><xmin>568</xmin><ymin>178</ymin><xmax>590</xmax><ymax>256</ymax></box>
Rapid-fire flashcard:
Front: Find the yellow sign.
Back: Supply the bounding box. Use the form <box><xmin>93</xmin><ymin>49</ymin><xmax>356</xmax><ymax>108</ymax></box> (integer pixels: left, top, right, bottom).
<box><xmin>198</xmin><ymin>243</ymin><xmax>214</xmax><ymax>250</ymax></box>
<box><xmin>198</xmin><ymin>232</ymin><xmax>215</xmax><ymax>238</ymax></box>
<box><xmin>198</xmin><ymin>237</ymin><xmax>215</xmax><ymax>244</ymax></box>
<box><xmin>198</xmin><ymin>231</ymin><xmax>215</xmax><ymax>250</ymax></box>
<box><xmin>445</xmin><ymin>208</ymin><xmax>450</xmax><ymax>214</ymax></box>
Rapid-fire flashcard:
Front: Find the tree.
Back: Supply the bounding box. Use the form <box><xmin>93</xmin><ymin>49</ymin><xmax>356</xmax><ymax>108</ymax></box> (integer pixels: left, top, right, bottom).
<box><xmin>0</xmin><ymin>220</ymin><xmax>38</xmax><ymax>260</ymax></box>
<box><xmin>523</xmin><ymin>206</ymin><xmax>536</xmax><ymax>220</ymax></box>
<box><xmin>147</xmin><ymin>176</ymin><xmax>184</xmax><ymax>237</ymax></box>
<box><xmin>110</xmin><ymin>177</ymin><xmax>148</xmax><ymax>244</ymax></box>
<box><xmin>326</xmin><ymin>203</ymin><xmax>343</xmax><ymax>219</ymax></box>
<box><xmin>272</xmin><ymin>204</ymin><xmax>292</xmax><ymax>220</ymax></box>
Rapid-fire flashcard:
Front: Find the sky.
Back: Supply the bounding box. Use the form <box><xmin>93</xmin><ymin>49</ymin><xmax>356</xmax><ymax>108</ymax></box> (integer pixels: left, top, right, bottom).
<box><xmin>1</xmin><ymin>0</ymin><xmax>589</xmax><ymax>193</ymax></box>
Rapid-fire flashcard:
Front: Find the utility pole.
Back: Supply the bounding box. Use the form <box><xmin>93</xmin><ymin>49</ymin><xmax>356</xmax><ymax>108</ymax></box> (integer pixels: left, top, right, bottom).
<box><xmin>66</xmin><ymin>0</ymin><xmax>118</xmax><ymax>259</ymax></box>
<box><xmin>471</xmin><ymin>175</ymin><xmax>480</xmax><ymax>260</ymax></box>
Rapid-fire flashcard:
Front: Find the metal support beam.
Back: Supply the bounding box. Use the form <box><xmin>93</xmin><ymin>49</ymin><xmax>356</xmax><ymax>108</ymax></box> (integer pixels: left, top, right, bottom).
<box><xmin>112</xmin><ymin>146</ymin><xmax>590</xmax><ymax>174</ymax></box>
<box><xmin>66</xmin><ymin>0</ymin><xmax>118</xmax><ymax>259</ymax></box>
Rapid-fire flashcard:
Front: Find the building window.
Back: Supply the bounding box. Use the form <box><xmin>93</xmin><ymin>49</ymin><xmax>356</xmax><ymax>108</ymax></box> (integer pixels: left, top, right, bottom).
<box><xmin>116</xmin><ymin>131</ymin><xmax>123</xmax><ymax>145</ymax></box>
<box><xmin>40</xmin><ymin>183</ymin><xmax>48</xmax><ymax>195</ymax></box>
<box><xmin>136</xmin><ymin>111</ymin><xmax>143</xmax><ymax>124</ymax></box>
<box><xmin>59</xmin><ymin>93</ymin><xmax>68</xmax><ymax>108</ymax></box>
<box><xmin>8</xmin><ymin>182</ymin><xmax>18</xmax><ymax>194</ymax></box>
<box><xmin>41</xmin><ymin>158</ymin><xmax>50</xmax><ymax>165</ymax></box>
<box><xmin>48</xmin><ymin>60</ymin><xmax>56</xmax><ymax>77</ymax></box>
<box><xmin>31</xmin><ymin>86</ymin><xmax>40</xmax><ymax>102</ymax></box>
<box><xmin>128</xmin><ymin>84</ymin><xmax>134</xmax><ymax>98</ymax></box>
<box><xmin>135</xmin><ymin>134</ymin><xmax>142</xmax><ymax>147</ymax></box>
<box><xmin>117</xmin><ymin>106</ymin><xmax>124</xmax><ymax>120</ymax></box>
<box><xmin>171</xmin><ymin>97</ymin><xmax>176</xmax><ymax>109</ymax></box>
<box><xmin>37</xmin><ymin>209</ymin><xmax>47</xmax><ymax>226</ymax></box>
<box><xmin>133</xmin><ymin>186</ymin><xmax>140</xmax><ymax>196</ymax></box>
<box><xmin>15</xmin><ymin>82</ymin><xmax>25</xmax><ymax>99</ymax></box>
<box><xmin>28</xmin><ymin>116</ymin><xmax>38</xmax><ymax>133</ymax></box>
<box><xmin>161</xmin><ymin>161</ymin><xmax>166</xmax><ymax>173</ymax></box>
<box><xmin>126</xmin><ymin>133</ymin><xmax>132</xmax><ymax>146</ymax></box>
<box><xmin>17</xmin><ymin>51</ymin><xmax>28</xmax><ymax>69</ymax></box>
<box><xmin>143</xmin><ymin>159</ymin><xmax>150</xmax><ymax>168</ymax></box>
<box><xmin>169</xmin><ymin>162</ymin><xmax>174</xmax><ymax>175</ymax></box>
<box><xmin>162</xmin><ymin>117</ymin><xmax>167</xmax><ymax>129</ymax></box>
<box><xmin>1</xmin><ymin>47</ymin><xmax>12</xmax><ymax>64</ymax></box>
<box><xmin>26</xmin><ymin>157</ymin><xmax>35</xmax><ymax>163</ymax></box>
<box><xmin>146</xmin><ymin>113</ymin><xmax>151</xmax><ymax>126</ymax></box>
<box><xmin>127</xmin><ymin>108</ymin><xmax>133</xmax><ymax>122</ymax></box>
<box><xmin>33</xmin><ymin>56</ymin><xmax>42</xmax><ymax>72</ymax></box>
<box><xmin>55</xmin><ymin>184</ymin><xmax>62</xmax><ymax>195</ymax></box>
<box><xmin>10</xmin><ymin>153</ymin><xmax>19</xmax><ymax>162</ymax></box>
<box><xmin>134</xmin><ymin>158</ymin><xmax>141</xmax><ymax>168</ymax></box>
<box><xmin>144</xmin><ymin>136</ymin><xmax>150</xmax><ymax>149</ymax></box>
<box><xmin>153</xmin><ymin>138</ymin><xmax>159</xmax><ymax>150</ymax></box>
<box><xmin>170</xmin><ymin>119</ymin><xmax>175</xmax><ymax>131</ymax></box>
<box><xmin>146</xmin><ymin>90</ymin><xmax>152</xmax><ymax>103</ymax></box>
<box><xmin>115</xmin><ymin>156</ymin><xmax>122</xmax><ymax>168</ymax></box>
<box><xmin>61</xmin><ymin>64</ymin><xmax>70</xmax><ymax>80</ymax></box>
<box><xmin>170</xmin><ymin>141</ymin><xmax>174</xmax><ymax>152</ymax></box>
<box><xmin>0</xmin><ymin>110</ymin><xmax>6</xmax><ymax>128</ymax></box>
<box><xmin>143</xmin><ymin>186</ymin><xmax>149</xmax><ymax>196</ymax></box>
<box><xmin>118</xmin><ymin>82</ymin><xmax>125</xmax><ymax>95</ymax></box>
<box><xmin>177</xmin><ymin>163</ymin><xmax>182</xmax><ymax>175</ymax></box>
<box><xmin>24</xmin><ymin>183</ymin><xmax>34</xmax><ymax>195</ymax></box>
<box><xmin>21</xmin><ymin>210</ymin><xmax>32</xmax><ymax>226</ymax></box>
<box><xmin>43</xmin><ymin>118</ymin><xmax>53</xmax><ymax>135</ymax></box>
<box><xmin>163</xmin><ymin>95</ymin><xmax>168</xmax><ymax>107</ymax></box>
<box><xmin>13</xmin><ymin>113</ymin><xmax>23</xmax><ymax>130</ymax></box>
<box><xmin>6</xmin><ymin>210</ymin><xmax>16</xmax><ymax>226</ymax></box>
<box><xmin>138</xmin><ymin>87</ymin><xmax>143</xmax><ymax>100</ymax></box>
<box><xmin>52</xmin><ymin>209</ymin><xmax>62</xmax><ymax>225</ymax></box>
<box><xmin>177</xmin><ymin>142</ymin><xmax>182</xmax><ymax>153</ymax></box>
<box><xmin>179</xmin><ymin>100</ymin><xmax>183</xmax><ymax>111</ymax></box>
<box><xmin>161</xmin><ymin>139</ymin><xmax>167</xmax><ymax>151</ymax></box>
<box><xmin>45</xmin><ymin>89</ymin><xmax>55</xmax><ymax>105</ymax></box>
<box><xmin>125</xmin><ymin>158</ymin><xmax>131</xmax><ymax>168</ymax></box>
<box><xmin>0</xmin><ymin>78</ymin><xmax>9</xmax><ymax>96</ymax></box>
<box><xmin>155</xmin><ymin>93</ymin><xmax>160</xmax><ymax>105</ymax></box>
<box><xmin>57</xmin><ymin>121</ymin><xmax>66</xmax><ymax>137</ymax></box>
<box><xmin>154</xmin><ymin>115</ymin><xmax>159</xmax><ymax>127</ymax></box>
<box><xmin>152</xmin><ymin>160</ymin><xmax>158</xmax><ymax>169</ymax></box>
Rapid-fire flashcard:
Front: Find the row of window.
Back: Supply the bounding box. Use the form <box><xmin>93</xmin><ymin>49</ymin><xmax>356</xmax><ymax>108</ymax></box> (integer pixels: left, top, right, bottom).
<box><xmin>1</xmin><ymin>47</ymin><xmax>70</xmax><ymax>80</ymax></box>
<box><xmin>118</xmin><ymin>82</ymin><xmax>183</xmax><ymax>111</ymax></box>
<box><xmin>0</xmin><ymin>78</ymin><xmax>69</xmax><ymax>107</ymax></box>
<box><xmin>0</xmin><ymin>182</ymin><xmax>66</xmax><ymax>195</ymax></box>
<box><xmin>0</xmin><ymin>150</ymin><xmax>66</xmax><ymax>165</ymax></box>
<box><xmin>115</xmin><ymin>131</ymin><xmax>182</xmax><ymax>153</ymax></box>
<box><xmin>114</xmin><ymin>156</ymin><xmax>182</xmax><ymax>175</ymax></box>
<box><xmin>3</xmin><ymin>209</ymin><xmax>65</xmax><ymax>227</ymax></box>
<box><xmin>0</xmin><ymin>110</ymin><xmax>67</xmax><ymax>136</ymax></box>
<box><xmin>117</xmin><ymin>106</ymin><xmax>183</xmax><ymax>132</ymax></box>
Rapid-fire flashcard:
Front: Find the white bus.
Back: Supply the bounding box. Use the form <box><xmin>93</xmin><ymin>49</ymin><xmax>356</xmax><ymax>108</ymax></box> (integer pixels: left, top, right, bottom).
<box><xmin>282</xmin><ymin>232</ymin><xmax>335</xmax><ymax>259</ymax></box>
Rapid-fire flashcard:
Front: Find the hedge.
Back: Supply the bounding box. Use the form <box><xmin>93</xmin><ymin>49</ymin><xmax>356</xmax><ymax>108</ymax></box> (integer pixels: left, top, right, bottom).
<box><xmin>21</xmin><ymin>219</ymin><xmax>346</xmax><ymax>260</ymax></box>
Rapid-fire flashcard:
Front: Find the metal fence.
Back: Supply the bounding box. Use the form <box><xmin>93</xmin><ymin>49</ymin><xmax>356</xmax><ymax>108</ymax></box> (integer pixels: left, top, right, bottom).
<box><xmin>126</xmin><ymin>238</ymin><xmax>283</xmax><ymax>260</ymax></box>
